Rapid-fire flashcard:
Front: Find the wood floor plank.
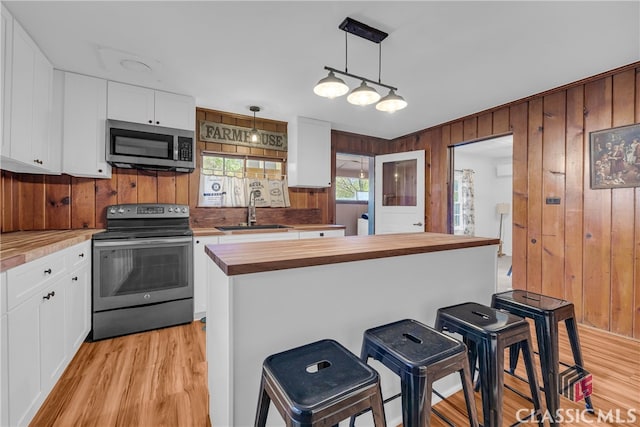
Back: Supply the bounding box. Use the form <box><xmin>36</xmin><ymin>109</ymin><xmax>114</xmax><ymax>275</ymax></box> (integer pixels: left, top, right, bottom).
<box><xmin>31</xmin><ymin>320</ymin><xmax>637</xmax><ymax>427</ymax></box>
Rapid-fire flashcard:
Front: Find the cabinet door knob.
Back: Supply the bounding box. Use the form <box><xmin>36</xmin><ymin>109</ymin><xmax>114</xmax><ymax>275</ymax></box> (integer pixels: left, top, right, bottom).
<box><xmin>320</xmin><ymin>232</ymin><xmax>324</xmax><ymax>237</ymax></box>
<box><xmin>72</xmin><ymin>276</ymin><xmax>78</xmax><ymax>281</ymax></box>
<box><xmin>148</xmin><ymin>120</ymin><xmax>153</xmax><ymax>124</ymax></box>
<box><xmin>44</xmin><ymin>268</ymin><xmax>52</xmax><ymax>275</ymax></box>
<box><xmin>42</xmin><ymin>291</ymin><xmax>55</xmax><ymax>300</ymax></box>
<box><xmin>79</xmin><ymin>253</ymin><xmax>85</xmax><ymax>258</ymax></box>
<box><xmin>156</xmin><ymin>121</ymin><xmax>160</xmax><ymax>125</ymax></box>
<box><xmin>413</xmin><ymin>222</ymin><xmax>423</xmax><ymax>227</ymax></box>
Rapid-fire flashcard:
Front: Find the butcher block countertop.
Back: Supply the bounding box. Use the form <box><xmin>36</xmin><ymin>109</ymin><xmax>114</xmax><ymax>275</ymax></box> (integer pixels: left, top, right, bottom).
<box><xmin>206</xmin><ymin>232</ymin><xmax>499</xmax><ymax>276</ymax></box>
<box><xmin>192</xmin><ymin>224</ymin><xmax>345</xmax><ymax>237</ymax></box>
<box><xmin>0</xmin><ymin>229</ymin><xmax>101</xmax><ymax>272</ymax></box>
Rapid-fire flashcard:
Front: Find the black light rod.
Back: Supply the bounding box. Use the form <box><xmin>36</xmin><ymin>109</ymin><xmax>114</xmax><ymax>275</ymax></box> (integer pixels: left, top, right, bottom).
<box><xmin>324</xmin><ymin>66</ymin><xmax>398</xmax><ymax>92</ymax></box>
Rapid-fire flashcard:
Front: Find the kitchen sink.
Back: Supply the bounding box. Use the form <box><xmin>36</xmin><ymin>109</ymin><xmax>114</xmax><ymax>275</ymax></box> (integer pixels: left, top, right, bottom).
<box><xmin>216</xmin><ymin>224</ymin><xmax>291</xmax><ymax>231</ymax></box>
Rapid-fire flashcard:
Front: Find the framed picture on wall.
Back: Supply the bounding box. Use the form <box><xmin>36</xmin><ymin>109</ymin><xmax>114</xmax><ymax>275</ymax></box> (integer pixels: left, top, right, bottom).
<box><xmin>589</xmin><ymin>123</ymin><xmax>640</xmax><ymax>189</ymax></box>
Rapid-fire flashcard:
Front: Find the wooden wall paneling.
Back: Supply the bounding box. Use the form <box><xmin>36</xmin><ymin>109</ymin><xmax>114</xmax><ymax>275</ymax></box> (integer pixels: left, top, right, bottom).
<box><xmin>511</xmin><ymin>102</ymin><xmax>529</xmax><ymax>290</ymax></box>
<box><xmin>45</xmin><ymin>175</ymin><xmax>72</xmax><ymax>229</ymax></box>
<box><xmin>18</xmin><ymin>175</ymin><xmax>45</xmax><ymax>230</ymax></box>
<box><xmin>541</xmin><ymin>91</ymin><xmax>566</xmax><ymax>299</ymax></box>
<box><xmin>493</xmin><ymin>107</ymin><xmax>510</xmax><ymax>134</ymax></box>
<box><xmin>564</xmin><ymin>85</ymin><xmax>585</xmax><ymax>320</ymax></box>
<box><xmin>70</xmin><ymin>177</ymin><xmax>95</xmax><ymax>229</ymax></box>
<box><xmin>95</xmin><ymin>171</ymin><xmax>118</xmax><ymax>229</ymax></box>
<box><xmin>477</xmin><ymin>113</ymin><xmax>493</xmax><ymax>138</ymax></box>
<box><xmin>463</xmin><ymin>117</ymin><xmax>477</xmax><ymax>141</ymax></box>
<box><xmin>175</xmin><ymin>173</ymin><xmax>190</xmax><ymax>205</ymax></box>
<box><xmin>583</xmin><ymin>77</ymin><xmax>613</xmax><ymax>330</ymax></box>
<box><xmin>450</xmin><ymin>121</ymin><xmax>464</xmax><ymax>145</ymax></box>
<box><xmin>1</xmin><ymin>171</ymin><xmax>18</xmax><ymax>231</ymax></box>
<box><xmin>157</xmin><ymin>172</ymin><xmax>177</xmax><ymax>204</ymax></box>
<box><xmin>116</xmin><ymin>169</ymin><xmax>137</xmax><ymax>205</ymax></box>
<box><xmin>609</xmin><ymin>70</ymin><xmax>636</xmax><ymax>335</ymax></box>
<box><xmin>635</xmin><ymin>67</ymin><xmax>640</xmax><ymax>339</ymax></box>
<box><xmin>435</xmin><ymin>127</ymin><xmax>449</xmax><ymax>233</ymax></box>
<box><xmin>136</xmin><ymin>171</ymin><xmax>158</xmax><ymax>203</ymax></box>
<box><xmin>527</xmin><ymin>98</ymin><xmax>544</xmax><ymax>293</ymax></box>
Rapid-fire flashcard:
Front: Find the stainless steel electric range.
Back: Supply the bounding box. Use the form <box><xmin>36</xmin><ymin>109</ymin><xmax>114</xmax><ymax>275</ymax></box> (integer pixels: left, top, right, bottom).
<box><xmin>91</xmin><ymin>203</ymin><xmax>193</xmax><ymax>340</ymax></box>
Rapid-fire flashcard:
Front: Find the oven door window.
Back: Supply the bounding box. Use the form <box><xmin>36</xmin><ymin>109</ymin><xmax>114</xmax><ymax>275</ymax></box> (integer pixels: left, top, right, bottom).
<box><xmin>93</xmin><ymin>238</ymin><xmax>192</xmax><ymax>311</ymax></box>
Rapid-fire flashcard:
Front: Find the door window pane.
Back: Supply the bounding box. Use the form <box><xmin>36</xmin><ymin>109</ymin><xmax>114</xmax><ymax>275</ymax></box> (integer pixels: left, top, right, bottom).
<box><xmin>382</xmin><ymin>159</ymin><xmax>417</xmax><ymax>206</ymax></box>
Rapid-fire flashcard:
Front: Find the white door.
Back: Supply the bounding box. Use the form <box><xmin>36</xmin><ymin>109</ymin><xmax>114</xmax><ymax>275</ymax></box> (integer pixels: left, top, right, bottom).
<box><xmin>375</xmin><ymin>150</ymin><xmax>425</xmax><ymax>234</ymax></box>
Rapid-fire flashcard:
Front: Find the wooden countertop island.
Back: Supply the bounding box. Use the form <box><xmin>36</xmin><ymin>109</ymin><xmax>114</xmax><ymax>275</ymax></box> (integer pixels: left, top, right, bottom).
<box><xmin>205</xmin><ymin>232</ymin><xmax>499</xmax><ymax>426</ymax></box>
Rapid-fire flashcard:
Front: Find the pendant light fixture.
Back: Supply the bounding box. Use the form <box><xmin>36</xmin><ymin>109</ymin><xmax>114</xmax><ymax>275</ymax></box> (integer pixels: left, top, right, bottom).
<box><xmin>313</xmin><ymin>17</ymin><xmax>407</xmax><ymax>113</ymax></box>
<box><xmin>359</xmin><ymin>157</ymin><xmax>366</xmax><ymax>179</ymax></box>
<box><xmin>249</xmin><ymin>106</ymin><xmax>260</xmax><ymax>143</ymax></box>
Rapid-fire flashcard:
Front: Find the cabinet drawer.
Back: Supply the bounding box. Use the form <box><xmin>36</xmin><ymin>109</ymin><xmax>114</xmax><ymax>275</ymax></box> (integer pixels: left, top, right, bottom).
<box><xmin>65</xmin><ymin>241</ymin><xmax>90</xmax><ymax>269</ymax></box>
<box><xmin>298</xmin><ymin>230</ymin><xmax>344</xmax><ymax>239</ymax></box>
<box><xmin>6</xmin><ymin>250</ymin><xmax>66</xmax><ymax>311</ymax></box>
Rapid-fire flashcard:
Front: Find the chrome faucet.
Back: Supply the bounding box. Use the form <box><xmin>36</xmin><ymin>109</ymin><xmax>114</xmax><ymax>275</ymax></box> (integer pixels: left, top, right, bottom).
<box><xmin>248</xmin><ymin>189</ymin><xmax>259</xmax><ymax>226</ymax></box>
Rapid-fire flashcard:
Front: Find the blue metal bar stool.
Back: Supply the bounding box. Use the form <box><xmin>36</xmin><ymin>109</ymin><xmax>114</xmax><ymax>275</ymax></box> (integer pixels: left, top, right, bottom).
<box><xmin>435</xmin><ymin>302</ymin><xmax>543</xmax><ymax>427</ymax></box>
<box><xmin>350</xmin><ymin>319</ymin><xmax>479</xmax><ymax>427</ymax></box>
<box><xmin>491</xmin><ymin>290</ymin><xmax>594</xmax><ymax>426</ymax></box>
<box><xmin>254</xmin><ymin>339</ymin><xmax>386</xmax><ymax>427</ymax></box>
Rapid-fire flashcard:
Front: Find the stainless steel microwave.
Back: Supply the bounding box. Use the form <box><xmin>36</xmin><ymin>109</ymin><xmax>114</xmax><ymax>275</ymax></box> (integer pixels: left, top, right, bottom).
<box><xmin>106</xmin><ymin>119</ymin><xmax>195</xmax><ymax>172</ymax></box>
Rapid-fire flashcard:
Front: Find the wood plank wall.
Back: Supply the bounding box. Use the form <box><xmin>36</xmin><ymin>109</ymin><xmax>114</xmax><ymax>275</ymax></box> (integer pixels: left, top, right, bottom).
<box><xmin>387</xmin><ymin>63</ymin><xmax>640</xmax><ymax>339</ymax></box>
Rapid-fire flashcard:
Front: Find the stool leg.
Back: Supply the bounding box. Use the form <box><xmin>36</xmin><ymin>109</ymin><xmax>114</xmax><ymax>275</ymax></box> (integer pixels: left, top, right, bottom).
<box><xmin>349</xmin><ymin>351</ymin><xmax>372</xmax><ymax>427</ymax></box>
<box><xmin>565</xmin><ymin>317</ymin><xmax>594</xmax><ymax>412</ymax></box>
<box><xmin>254</xmin><ymin>375</ymin><xmax>271</xmax><ymax>427</ymax></box>
<box><xmin>459</xmin><ymin>356</ymin><xmax>480</xmax><ymax>427</ymax></box>
<box><xmin>477</xmin><ymin>340</ymin><xmax>501</xmax><ymax>427</ymax></box>
<box><xmin>535</xmin><ymin>316</ymin><xmax>560</xmax><ymax>426</ymax></box>
<box><xmin>521</xmin><ymin>337</ymin><xmax>544</xmax><ymax>427</ymax></box>
<box><xmin>464</xmin><ymin>337</ymin><xmax>479</xmax><ymax>391</ymax></box>
<box><xmin>401</xmin><ymin>373</ymin><xmax>425</xmax><ymax>426</ymax></box>
<box><xmin>369</xmin><ymin>382</ymin><xmax>387</xmax><ymax>427</ymax></box>
<box><xmin>508</xmin><ymin>341</ymin><xmax>521</xmax><ymax>374</ymax></box>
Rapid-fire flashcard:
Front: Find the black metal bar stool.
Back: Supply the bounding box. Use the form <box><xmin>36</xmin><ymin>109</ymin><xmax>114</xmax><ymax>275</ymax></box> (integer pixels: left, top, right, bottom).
<box><xmin>350</xmin><ymin>319</ymin><xmax>479</xmax><ymax>427</ymax></box>
<box><xmin>435</xmin><ymin>302</ymin><xmax>543</xmax><ymax>427</ymax></box>
<box><xmin>491</xmin><ymin>290</ymin><xmax>594</xmax><ymax>426</ymax></box>
<box><xmin>254</xmin><ymin>339</ymin><xmax>386</xmax><ymax>427</ymax></box>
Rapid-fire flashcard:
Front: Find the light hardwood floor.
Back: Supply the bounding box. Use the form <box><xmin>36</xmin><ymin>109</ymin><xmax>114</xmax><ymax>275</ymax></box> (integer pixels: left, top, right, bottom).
<box><xmin>31</xmin><ymin>321</ymin><xmax>639</xmax><ymax>426</ymax></box>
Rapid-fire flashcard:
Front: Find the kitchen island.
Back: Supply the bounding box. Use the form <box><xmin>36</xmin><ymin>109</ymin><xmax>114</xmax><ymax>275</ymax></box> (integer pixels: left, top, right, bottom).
<box><xmin>205</xmin><ymin>232</ymin><xmax>499</xmax><ymax>426</ymax></box>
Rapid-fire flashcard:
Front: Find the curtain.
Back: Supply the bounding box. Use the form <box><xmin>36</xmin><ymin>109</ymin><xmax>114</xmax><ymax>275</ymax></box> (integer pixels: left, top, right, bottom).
<box><xmin>460</xmin><ymin>169</ymin><xmax>475</xmax><ymax>235</ymax></box>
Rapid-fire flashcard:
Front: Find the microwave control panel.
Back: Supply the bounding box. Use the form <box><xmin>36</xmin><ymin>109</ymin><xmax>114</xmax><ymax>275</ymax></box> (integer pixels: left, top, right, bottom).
<box><xmin>177</xmin><ymin>137</ymin><xmax>193</xmax><ymax>161</ymax></box>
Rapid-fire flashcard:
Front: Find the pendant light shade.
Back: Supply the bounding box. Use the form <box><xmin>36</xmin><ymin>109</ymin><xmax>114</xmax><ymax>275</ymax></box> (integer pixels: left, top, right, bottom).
<box><xmin>375</xmin><ymin>89</ymin><xmax>408</xmax><ymax>113</ymax></box>
<box><xmin>313</xmin><ymin>70</ymin><xmax>349</xmax><ymax>99</ymax></box>
<box><xmin>347</xmin><ymin>81</ymin><xmax>380</xmax><ymax>106</ymax></box>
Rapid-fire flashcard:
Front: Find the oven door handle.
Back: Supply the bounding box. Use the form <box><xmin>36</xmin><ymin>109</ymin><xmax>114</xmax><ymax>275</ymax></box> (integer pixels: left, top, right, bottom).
<box><xmin>93</xmin><ymin>237</ymin><xmax>193</xmax><ymax>247</ymax></box>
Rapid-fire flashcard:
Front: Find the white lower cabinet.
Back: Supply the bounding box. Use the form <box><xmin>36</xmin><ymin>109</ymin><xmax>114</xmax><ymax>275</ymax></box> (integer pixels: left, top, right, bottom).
<box><xmin>193</xmin><ymin>236</ymin><xmax>219</xmax><ymax>319</ymax></box>
<box><xmin>1</xmin><ymin>240</ymin><xmax>91</xmax><ymax>427</ymax></box>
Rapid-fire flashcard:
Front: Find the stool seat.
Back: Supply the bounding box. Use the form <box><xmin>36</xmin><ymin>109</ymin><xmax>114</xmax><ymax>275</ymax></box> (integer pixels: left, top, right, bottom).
<box><xmin>255</xmin><ymin>339</ymin><xmax>386</xmax><ymax>426</ymax></box>
<box><xmin>492</xmin><ymin>290</ymin><xmax>594</xmax><ymax>426</ymax></box>
<box><xmin>436</xmin><ymin>302</ymin><xmax>543</xmax><ymax>427</ymax></box>
<box><xmin>351</xmin><ymin>319</ymin><xmax>478</xmax><ymax>427</ymax></box>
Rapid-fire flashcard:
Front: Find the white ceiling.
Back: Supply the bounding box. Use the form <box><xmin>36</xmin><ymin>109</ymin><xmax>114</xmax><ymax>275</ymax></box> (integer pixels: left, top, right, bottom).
<box><xmin>5</xmin><ymin>1</ymin><xmax>639</xmax><ymax>140</ymax></box>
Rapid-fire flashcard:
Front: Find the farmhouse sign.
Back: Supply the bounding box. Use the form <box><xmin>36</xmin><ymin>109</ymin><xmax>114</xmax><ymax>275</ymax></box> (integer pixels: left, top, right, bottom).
<box><xmin>199</xmin><ymin>120</ymin><xmax>288</xmax><ymax>152</ymax></box>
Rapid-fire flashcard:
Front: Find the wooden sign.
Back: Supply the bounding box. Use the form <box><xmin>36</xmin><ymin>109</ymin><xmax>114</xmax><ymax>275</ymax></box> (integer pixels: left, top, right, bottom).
<box><xmin>199</xmin><ymin>120</ymin><xmax>287</xmax><ymax>151</ymax></box>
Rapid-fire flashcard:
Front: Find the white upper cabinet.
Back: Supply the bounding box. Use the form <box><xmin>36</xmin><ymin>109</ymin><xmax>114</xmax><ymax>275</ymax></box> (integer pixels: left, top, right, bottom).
<box><xmin>1</xmin><ymin>14</ymin><xmax>58</xmax><ymax>174</ymax></box>
<box><xmin>287</xmin><ymin>116</ymin><xmax>331</xmax><ymax>188</ymax></box>
<box><xmin>62</xmin><ymin>72</ymin><xmax>111</xmax><ymax>178</ymax></box>
<box><xmin>107</xmin><ymin>81</ymin><xmax>195</xmax><ymax>131</ymax></box>
<box><xmin>1</xmin><ymin>4</ymin><xmax>13</xmax><ymax>160</ymax></box>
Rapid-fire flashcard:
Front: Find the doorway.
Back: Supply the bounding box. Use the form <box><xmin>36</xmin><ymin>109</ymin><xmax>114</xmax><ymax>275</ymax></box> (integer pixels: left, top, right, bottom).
<box><xmin>451</xmin><ymin>135</ymin><xmax>513</xmax><ymax>290</ymax></box>
<box><xmin>335</xmin><ymin>153</ymin><xmax>373</xmax><ymax>236</ymax></box>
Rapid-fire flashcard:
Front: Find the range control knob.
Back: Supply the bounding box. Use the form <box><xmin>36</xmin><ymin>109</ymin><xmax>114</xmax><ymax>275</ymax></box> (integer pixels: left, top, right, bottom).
<box><xmin>109</xmin><ymin>207</ymin><xmax>116</xmax><ymax>214</ymax></box>
<box><xmin>118</xmin><ymin>208</ymin><xmax>125</xmax><ymax>214</ymax></box>
<box><xmin>182</xmin><ymin>207</ymin><xmax>188</xmax><ymax>213</ymax></box>
<box><xmin>168</xmin><ymin>207</ymin><xmax>173</xmax><ymax>212</ymax></box>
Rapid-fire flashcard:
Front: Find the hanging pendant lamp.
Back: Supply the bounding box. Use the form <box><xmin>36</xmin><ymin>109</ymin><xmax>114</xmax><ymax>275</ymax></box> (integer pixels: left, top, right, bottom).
<box><xmin>249</xmin><ymin>106</ymin><xmax>260</xmax><ymax>142</ymax></box>
<box><xmin>376</xmin><ymin>89</ymin><xmax>408</xmax><ymax>113</ymax></box>
<box><xmin>347</xmin><ymin>81</ymin><xmax>380</xmax><ymax>106</ymax></box>
<box><xmin>313</xmin><ymin>70</ymin><xmax>349</xmax><ymax>98</ymax></box>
